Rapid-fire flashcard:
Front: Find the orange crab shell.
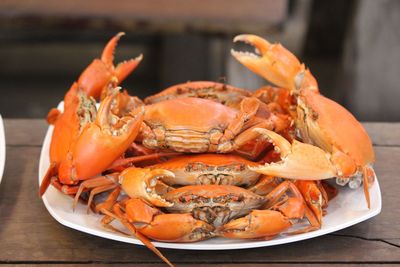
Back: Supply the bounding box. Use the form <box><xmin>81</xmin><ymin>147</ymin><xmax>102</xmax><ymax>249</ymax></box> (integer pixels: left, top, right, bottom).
<box><xmin>297</xmin><ymin>89</ymin><xmax>375</xmax><ymax>176</ymax></box>
<box><xmin>150</xmin><ymin>153</ymin><xmax>260</xmax><ymax>186</ymax></box>
<box><xmin>143</xmin><ymin>97</ymin><xmax>237</xmax><ymax>133</ymax></box>
<box><xmin>144</xmin><ymin>81</ymin><xmax>251</xmax><ymax>109</ymax></box>
<box><xmin>57</xmin><ymin>93</ymin><xmax>144</xmax><ymax>185</ymax></box>
<box><xmin>77</xmin><ymin>32</ymin><xmax>142</xmax><ymax>100</ymax></box>
<box><xmin>49</xmin><ymin>94</ymin><xmax>80</xmax><ymax>165</ymax></box>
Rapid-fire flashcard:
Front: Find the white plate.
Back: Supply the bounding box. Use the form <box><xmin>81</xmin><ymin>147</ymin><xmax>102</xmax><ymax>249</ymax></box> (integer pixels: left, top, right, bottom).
<box><xmin>39</xmin><ymin>104</ymin><xmax>382</xmax><ymax>250</ymax></box>
<box><xmin>0</xmin><ymin>114</ymin><xmax>5</xmax><ymax>183</ymax></box>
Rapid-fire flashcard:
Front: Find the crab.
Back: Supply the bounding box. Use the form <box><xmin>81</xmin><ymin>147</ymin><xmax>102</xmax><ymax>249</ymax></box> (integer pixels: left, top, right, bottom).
<box><xmin>40</xmin><ymin>90</ymin><xmax>144</xmax><ymax>196</ymax></box>
<box><xmin>231</xmin><ymin>34</ymin><xmax>375</xmax><ymax>207</ymax></box>
<box><xmin>149</xmin><ymin>153</ymin><xmax>261</xmax><ymax>186</ymax></box>
<box><xmin>116</xmin><ymin>167</ymin><xmax>319</xmax><ymax>230</ymax></box>
<box><xmin>40</xmin><ymin>32</ymin><xmax>142</xmax><ymax>196</ymax></box>
<box><xmin>144</xmin><ymin>81</ymin><xmax>251</xmax><ymax>109</ymax></box>
<box><xmin>138</xmin><ymin>96</ymin><xmax>290</xmax><ymax>157</ymax></box>
<box><xmin>91</xmin><ymin>167</ymin><xmax>320</xmax><ymax>267</ymax></box>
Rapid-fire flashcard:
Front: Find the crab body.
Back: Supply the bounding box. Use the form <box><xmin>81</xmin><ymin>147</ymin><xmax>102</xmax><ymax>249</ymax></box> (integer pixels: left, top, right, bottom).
<box><xmin>144</xmin><ymin>81</ymin><xmax>251</xmax><ymax>109</ymax></box>
<box><xmin>139</xmin><ymin>97</ymin><xmax>284</xmax><ymax>155</ymax></box>
<box><xmin>150</xmin><ymin>153</ymin><xmax>260</xmax><ymax>186</ymax></box>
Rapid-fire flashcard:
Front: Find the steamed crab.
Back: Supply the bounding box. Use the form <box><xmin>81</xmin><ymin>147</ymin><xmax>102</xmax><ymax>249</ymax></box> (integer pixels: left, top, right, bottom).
<box><xmin>231</xmin><ymin>34</ymin><xmax>375</xmax><ymax>207</ymax></box>
<box><xmin>94</xmin><ymin>167</ymin><xmax>321</xmax><ymax>241</ymax></box>
<box><xmin>40</xmin><ymin>32</ymin><xmax>143</xmax><ymax>196</ymax></box>
<box><xmin>39</xmin><ymin>32</ymin><xmax>375</xmax><ymax>267</ymax></box>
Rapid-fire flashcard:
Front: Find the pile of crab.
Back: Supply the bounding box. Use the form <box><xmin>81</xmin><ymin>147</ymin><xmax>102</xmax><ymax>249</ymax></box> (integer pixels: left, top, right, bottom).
<box><xmin>40</xmin><ymin>33</ymin><xmax>375</xmax><ymax>266</ymax></box>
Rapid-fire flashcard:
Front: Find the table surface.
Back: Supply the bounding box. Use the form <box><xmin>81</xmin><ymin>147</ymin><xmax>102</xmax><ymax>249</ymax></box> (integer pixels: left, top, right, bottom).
<box><xmin>0</xmin><ymin>119</ymin><xmax>399</xmax><ymax>266</ymax></box>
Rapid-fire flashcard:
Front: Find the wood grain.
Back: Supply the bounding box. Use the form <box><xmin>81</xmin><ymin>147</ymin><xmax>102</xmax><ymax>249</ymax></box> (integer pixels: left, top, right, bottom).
<box><xmin>0</xmin><ymin>0</ymin><xmax>286</xmax><ymax>23</ymax></box>
<box><xmin>0</xmin><ymin>144</ymin><xmax>399</xmax><ymax>264</ymax></box>
<box><xmin>3</xmin><ymin>265</ymin><xmax>400</xmax><ymax>267</ymax></box>
<box><xmin>1</xmin><ymin>120</ymin><xmax>399</xmax><ymax>264</ymax></box>
<box><xmin>4</xmin><ymin>119</ymin><xmax>400</xmax><ymax>146</ymax></box>
<box><xmin>363</xmin><ymin>122</ymin><xmax>400</xmax><ymax>146</ymax></box>
<box><xmin>3</xmin><ymin>119</ymin><xmax>47</xmax><ymax>146</ymax></box>
<box><xmin>0</xmin><ymin>0</ymin><xmax>287</xmax><ymax>34</ymax></box>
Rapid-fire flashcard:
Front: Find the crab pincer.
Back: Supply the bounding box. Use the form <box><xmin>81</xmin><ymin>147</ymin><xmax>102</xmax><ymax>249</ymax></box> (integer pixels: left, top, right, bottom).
<box><xmin>217</xmin><ymin>181</ymin><xmax>320</xmax><ymax>239</ymax></box>
<box><xmin>58</xmin><ymin>90</ymin><xmax>144</xmax><ymax>185</ymax></box>
<box><xmin>77</xmin><ymin>32</ymin><xmax>143</xmax><ymax>100</ymax></box>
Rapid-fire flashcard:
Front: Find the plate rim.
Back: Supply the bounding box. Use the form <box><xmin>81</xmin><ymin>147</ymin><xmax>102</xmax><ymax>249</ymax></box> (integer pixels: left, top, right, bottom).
<box><xmin>38</xmin><ymin>108</ymin><xmax>382</xmax><ymax>250</ymax></box>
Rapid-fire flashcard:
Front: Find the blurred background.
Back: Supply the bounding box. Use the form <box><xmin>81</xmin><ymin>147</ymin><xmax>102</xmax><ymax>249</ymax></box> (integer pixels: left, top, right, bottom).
<box><xmin>0</xmin><ymin>0</ymin><xmax>399</xmax><ymax>121</ymax></box>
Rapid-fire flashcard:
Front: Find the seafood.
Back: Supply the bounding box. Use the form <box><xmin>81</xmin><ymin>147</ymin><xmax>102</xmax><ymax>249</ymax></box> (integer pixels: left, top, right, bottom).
<box><xmin>144</xmin><ymin>81</ymin><xmax>251</xmax><ymax>109</ymax></box>
<box><xmin>94</xmin><ymin>168</ymin><xmax>319</xmax><ymax>243</ymax></box>
<box><xmin>138</xmin><ymin>97</ymin><xmax>290</xmax><ymax>156</ymax></box>
<box><xmin>41</xmin><ymin>91</ymin><xmax>143</xmax><ymax>196</ymax></box>
<box><xmin>39</xmin><ymin>32</ymin><xmax>377</xmax><ymax>267</ymax></box>
<box><xmin>231</xmin><ymin>34</ymin><xmax>375</xmax><ymax>207</ymax></box>
<box><xmin>40</xmin><ymin>32</ymin><xmax>143</xmax><ymax>196</ymax></box>
<box><xmin>76</xmin><ymin>32</ymin><xmax>142</xmax><ymax>100</ymax></box>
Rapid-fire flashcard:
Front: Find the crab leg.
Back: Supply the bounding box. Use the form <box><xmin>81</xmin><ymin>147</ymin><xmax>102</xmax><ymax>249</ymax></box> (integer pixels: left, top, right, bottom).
<box><xmin>218</xmin><ymin>97</ymin><xmax>291</xmax><ymax>158</ymax></box>
<box><xmin>124</xmin><ymin>198</ymin><xmax>215</xmax><ymax>242</ymax></box>
<box><xmin>72</xmin><ymin>174</ymin><xmax>119</xmax><ymax>210</ymax></box>
<box><xmin>219</xmin><ymin>97</ymin><xmax>260</xmax><ymax>145</ymax></box>
<box><xmin>294</xmin><ymin>180</ymin><xmax>327</xmax><ymax>223</ymax></box>
<box><xmin>248</xmin><ymin>175</ymin><xmax>282</xmax><ymax>195</ymax></box>
<box><xmin>95</xmin><ymin>186</ymin><xmax>121</xmax><ymax>213</ymax></box>
<box><xmin>102</xmin><ymin>203</ymin><xmax>175</xmax><ymax>267</ymax></box>
<box><xmin>363</xmin><ymin>165</ymin><xmax>376</xmax><ymax>209</ymax></box>
<box><xmin>107</xmin><ymin>152</ymin><xmax>182</xmax><ymax>170</ymax></box>
<box><xmin>218</xmin><ymin>181</ymin><xmax>320</xmax><ymax>239</ymax></box>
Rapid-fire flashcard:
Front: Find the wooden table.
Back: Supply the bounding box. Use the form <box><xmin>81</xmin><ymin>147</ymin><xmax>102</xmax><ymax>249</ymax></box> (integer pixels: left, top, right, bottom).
<box><xmin>1</xmin><ymin>119</ymin><xmax>399</xmax><ymax>266</ymax></box>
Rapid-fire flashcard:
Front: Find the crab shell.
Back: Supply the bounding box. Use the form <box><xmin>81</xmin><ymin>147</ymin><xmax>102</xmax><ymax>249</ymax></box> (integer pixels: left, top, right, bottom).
<box><xmin>144</xmin><ymin>81</ymin><xmax>251</xmax><ymax>109</ymax></box>
<box><xmin>125</xmin><ymin>198</ymin><xmax>215</xmax><ymax>243</ymax></box>
<box><xmin>296</xmin><ymin>89</ymin><xmax>374</xmax><ymax>176</ymax></box>
<box><xmin>150</xmin><ymin>153</ymin><xmax>260</xmax><ymax>186</ymax></box>
<box><xmin>77</xmin><ymin>32</ymin><xmax>142</xmax><ymax>100</ymax></box>
<box><xmin>58</xmin><ymin>92</ymin><xmax>144</xmax><ymax>185</ymax></box>
<box><xmin>139</xmin><ymin>97</ymin><xmax>272</xmax><ymax>154</ymax></box>
<box><xmin>163</xmin><ymin>185</ymin><xmax>265</xmax><ymax>226</ymax></box>
<box><xmin>231</xmin><ymin>34</ymin><xmax>375</xmax><ymax>178</ymax></box>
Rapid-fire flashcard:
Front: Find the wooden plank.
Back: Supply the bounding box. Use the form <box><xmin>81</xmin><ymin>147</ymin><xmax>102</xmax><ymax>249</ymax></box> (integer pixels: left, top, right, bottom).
<box><xmin>3</xmin><ymin>265</ymin><xmax>400</xmax><ymax>267</ymax></box>
<box><xmin>0</xmin><ymin>146</ymin><xmax>399</xmax><ymax>263</ymax></box>
<box><xmin>363</xmin><ymin>122</ymin><xmax>400</xmax><ymax>146</ymax></box>
<box><xmin>0</xmin><ymin>0</ymin><xmax>287</xmax><ymax>33</ymax></box>
<box><xmin>1</xmin><ymin>0</ymin><xmax>286</xmax><ymax>23</ymax></box>
<box><xmin>343</xmin><ymin>0</ymin><xmax>400</xmax><ymax>121</ymax></box>
<box><xmin>336</xmin><ymin>147</ymin><xmax>400</xmax><ymax>240</ymax></box>
<box><xmin>4</xmin><ymin>120</ymin><xmax>400</xmax><ymax>147</ymax></box>
<box><xmin>3</xmin><ymin>119</ymin><xmax>47</xmax><ymax>146</ymax></box>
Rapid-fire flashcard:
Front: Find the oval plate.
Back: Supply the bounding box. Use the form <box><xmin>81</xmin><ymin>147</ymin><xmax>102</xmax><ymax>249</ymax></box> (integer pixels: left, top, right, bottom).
<box><xmin>38</xmin><ymin>102</ymin><xmax>382</xmax><ymax>250</ymax></box>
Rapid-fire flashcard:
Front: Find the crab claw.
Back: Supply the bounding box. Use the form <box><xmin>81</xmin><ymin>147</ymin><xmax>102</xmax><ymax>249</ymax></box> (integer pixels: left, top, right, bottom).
<box><xmin>249</xmin><ymin>128</ymin><xmax>337</xmax><ymax>179</ymax></box>
<box><xmin>125</xmin><ymin>198</ymin><xmax>214</xmax><ymax>242</ymax></box>
<box><xmin>78</xmin><ymin>32</ymin><xmax>143</xmax><ymax>100</ymax></box>
<box><xmin>217</xmin><ymin>209</ymin><xmax>291</xmax><ymax>239</ymax></box>
<box><xmin>120</xmin><ymin>167</ymin><xmax>175</xmax><ymax>207</ymax></box>
<box><xmin>231</xmin><ymin>34</ymin><xmax>317</xmax><ymax>93</ymax></box>
<box><xmin>58</xmin><ymin>91</ymin><xmax>144</xmax><ymax>184</ymax></box>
